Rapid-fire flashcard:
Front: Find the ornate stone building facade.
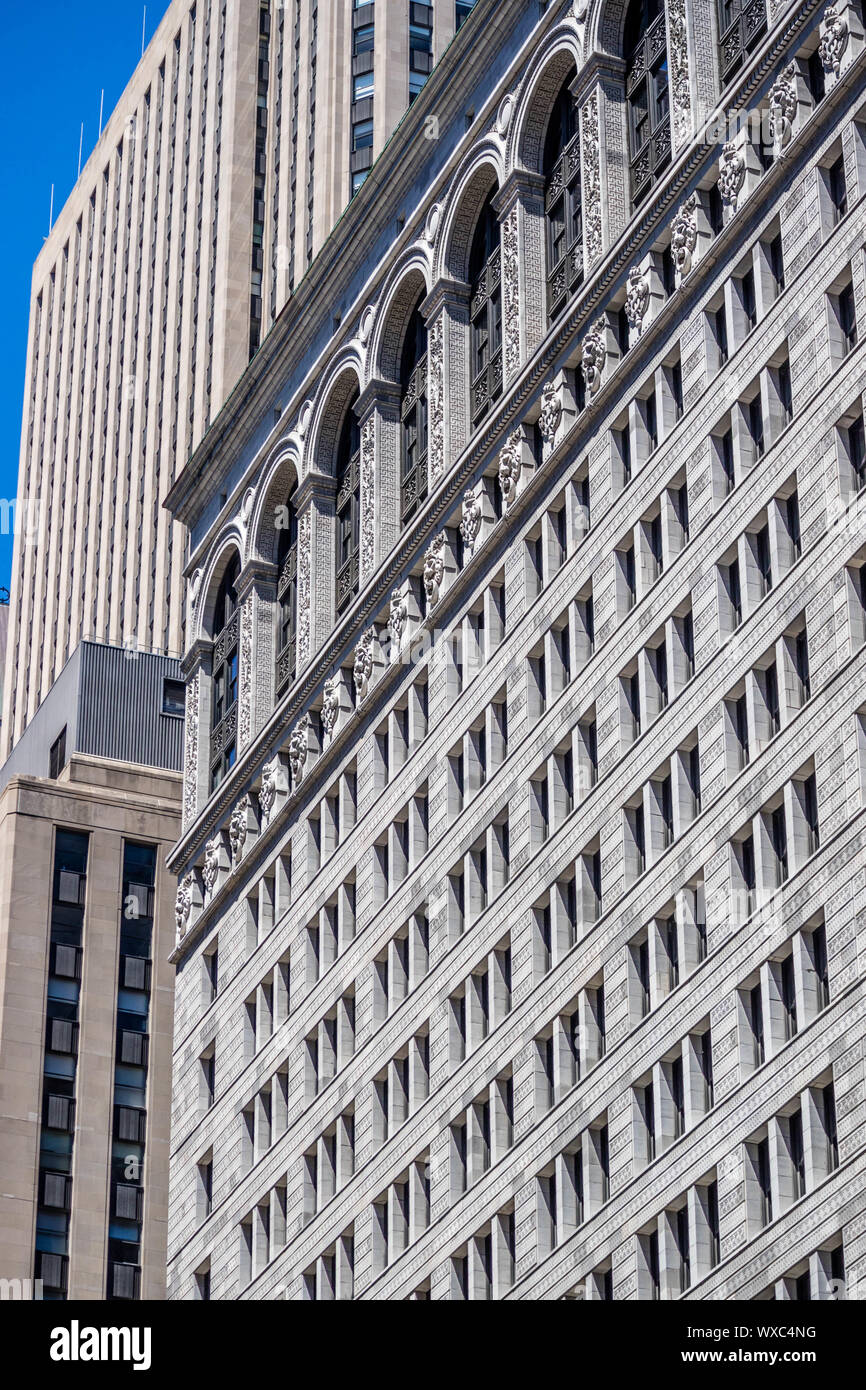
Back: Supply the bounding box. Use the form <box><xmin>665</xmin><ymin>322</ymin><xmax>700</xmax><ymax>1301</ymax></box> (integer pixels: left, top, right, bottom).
<box><xmin>166</xmin><ymin>0</ymin><xmax>866</xmax><ymax>1299</ymax></box>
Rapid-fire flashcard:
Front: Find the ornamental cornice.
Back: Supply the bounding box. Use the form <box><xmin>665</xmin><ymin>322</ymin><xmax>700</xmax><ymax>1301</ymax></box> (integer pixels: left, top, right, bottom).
<box><xmin>354</xmin><ymin>376</ymin><xmax>403</xmax><ymax>422</ymax></box>
<box><xmin>570</xmin><ymin>50</ymin><xmax>626</xmax><ymax>107</ymax></box>
<box><xmin>419</xmin><ymin>275</ymin><xmax>472</xmax><ymax>323</ymax></box>
<box><xmin>171</xmin><ymin>443</ymin><xmax>866</xmax><ymax>964</ymax></box>
<box><xmin>170</xmin><ymin>684</ymin><xmax>864</xmax><ymax>1208</ymax></box>
<box><xmin>492</xmin><ymin>168</ymin><xmax>546</xmax><ymax>215</ymax></box>
<box><xmin>168</xmin><ymin>0</ymin><xmax>853</xmax><ymax>880</ymax></box>
<box><xmin>293</xmin><ymin>467</ymin><xmax>337</xmax><ymax>510</ymax></box>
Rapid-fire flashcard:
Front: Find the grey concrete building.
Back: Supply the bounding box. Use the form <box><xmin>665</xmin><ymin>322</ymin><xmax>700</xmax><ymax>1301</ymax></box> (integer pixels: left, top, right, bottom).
<box><xmin>1</xmin><ymin>0</ymin><xmax>479</xmax><ymax>761</ymax></box>
<box><xmin>0</xmin><ymin>643</ymin><xmax>183</xmax><ymax>1300</ymax></box>
<box><xmin>165</xmin><ymin>0</ymin><xmax>866</xmax><ymax>1300</ymax></box>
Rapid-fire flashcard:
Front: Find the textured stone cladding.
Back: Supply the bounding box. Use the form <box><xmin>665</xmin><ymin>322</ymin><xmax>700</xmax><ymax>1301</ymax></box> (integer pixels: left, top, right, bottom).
<box><xmin>167</xmin><ymin>1</ymin><xmax>866</xmax><ymax>1300</ymax></box>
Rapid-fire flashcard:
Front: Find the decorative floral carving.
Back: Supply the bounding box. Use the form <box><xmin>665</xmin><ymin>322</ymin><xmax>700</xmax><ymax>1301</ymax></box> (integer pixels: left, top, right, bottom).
<box><xmin>624</xmin><ymin>265</ymin><xmax>650</xmax><ymax>337</ymax></box>
<box><xmin>189</xmin><ymin>568</ymin><xmax>202</xmax><ymax>609</ymax></box>
<box><xmin>360</xmin><ymin>417</ymin><xmax>375</xmax><ymax>581</ymax></box>
<box><xmin>296</xmin><ymin>509</ymin><xmax>311</xmax><ymax>665</ymax></box>
<box><xmin>581</xmin><ymin>320</ymin><xmax>606</xmax><ymax>396</ymax></box>
<box><xmin>581</xmin><ymin>92</ymin><xmax>602</xmax><ymax>265</ymax></box>
<box><xmin>175</xmin><ymin>873</ymin><xmax>194</xmax><ymax>940</ymax></box>
<box><xmin>819</xmin><ymin>5</ymin><xmax>849</xmax><ymax>76</ymax></box>
<box><xmin>229</xmin><ymin>799</ymin><xmax>248</xmax><ymax>866</ymax></box>
<box><xmin>498</xmin><ymin>429</ymin><xmax>522</xmax><ymax>508</ymax></box>
<box><xmin>183</xmin><ymin>673</ymin><xmax>199</xmax><ymax>829</ymax></box>
<box><xmin>718</xmin><ymin>141</ymin><xmax>746</xmax><ymax>214</ymax></box>
<box><xmin>238</xmin><ymin>595</ymin><xmax>253</xmax><ymax>750</ymax></box>
<box><xmin>667</xmin><ymin>0</ymin><xmax>692</xmax><ymax>149</ymax></box>
<box><xmin>460</xmin><ymin>488</ymin><xmax>482</xmax><ymax>555</ymax></box>
<box><xmin>428</xmin><ymin>316</ymin><xmax>444</xmax><ymax>482</ymax></box>
<box><xmin>259</xmin><ymin>760</ymin><xmax>277</xmax><ymax>821</ymax></box>
<box><xmin>671</xmin><ymin>192</ymin><xmax>698</xmax><ymax>282</ymax></box>
<box><xmin>388</xmin><ymin>588</ymin><xmax>408</xmax><ymax>649</ymax></box>
<box><xmin>768</xmin><ymin>64</ymin><xmax>797</xmax><ymax>156</ymax></box>
<box><xmin>202</xmin><ymin>837</ymin><xmax>221</xmax><ymax>897</ymax></box>
<box><xmin>539</xmin><ymin>381</ymin><xmax>563</xmax><ymax>445</ymax></box>
<box><xmin>322</xmin><ymin>677</ymin><xmax>340</xmax><ymax>741</ymax></box>
<box><xmin>502</xmin><ymin>204</ymin><xmax>520</xmax><ymax>381</ymax></box>
<box><xmin>423</xmin><ymin>534</ymin><xmax>446</xmax><ymax>606</ymax></box>
<box><xmin>353</xmin><ymin>630</ymin><xmax>374</xmax><ymax>702</ymax></box>
<box><xmin>288</xmin><ymin>718</ymin><xmax>309</xmax><ymax>784</ymax></box>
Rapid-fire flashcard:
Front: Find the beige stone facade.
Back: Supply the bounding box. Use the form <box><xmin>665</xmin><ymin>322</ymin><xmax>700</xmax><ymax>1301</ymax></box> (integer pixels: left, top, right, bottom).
<box><xmin>0</xmin><ymin>756</ymin><xmax>180</xmax><ymax>1299</ymax></box>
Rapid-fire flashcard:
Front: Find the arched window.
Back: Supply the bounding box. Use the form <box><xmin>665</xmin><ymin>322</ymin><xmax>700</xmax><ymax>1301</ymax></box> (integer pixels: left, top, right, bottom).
<box><xmin>718</xmin><ymin>0</ymin><xmax>767</xmax><ymax>88</ymax></box>
<box><xmin>275</xmin><ymin>491</ymin><xmax>298</xmax><ymax>701</ymax></box>
<box><xmin>210</xmin><ymin>551</ymin><xmax>241</xmax><ymax>790</ymax></box>
<box><xmin>335</xmin><ymin>394</ymin><xmax>361</xmax><ymax>616</ymax></box>
<box><xmin>543</xmin><ymin>69</ymin><xmax>582</xmax><ymax>322</ymax></box>
<box><xmin>469</xmin><ymin>187</ymin><xmax>503</xmax><ymax>430</ymax></box>
<box><xmin>625</xmin><ymin>0</ymin><xmax>670</xmax><ymax>206</ymax></box>
<box><xmin>400</xmin><ymin>298</ymin><xmax>428</xmax><ymax>525</ymax></box>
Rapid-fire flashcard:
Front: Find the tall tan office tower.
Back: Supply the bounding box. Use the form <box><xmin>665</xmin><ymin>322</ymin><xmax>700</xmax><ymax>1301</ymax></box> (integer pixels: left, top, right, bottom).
<box><xmin>1</xmin><ymin>0</ymin><xmax>478</xmax><ymax>761</ymax></box>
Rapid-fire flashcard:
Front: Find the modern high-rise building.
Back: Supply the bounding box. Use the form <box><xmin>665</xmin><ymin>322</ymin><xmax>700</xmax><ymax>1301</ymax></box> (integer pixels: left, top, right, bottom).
<box><xmin>1</xmin><ymin>0</ymin><xmax>478</xmax><ymax>761</ymax></box>
<box><xmin>163</xmin><ymin>0</ymin><xmax>866</xmax><ymax>1299</ymax></box>
<box><xmin>0</xmin><ymin>643</ymin><xmax>183</xmax><ymax>1299</ymax></box>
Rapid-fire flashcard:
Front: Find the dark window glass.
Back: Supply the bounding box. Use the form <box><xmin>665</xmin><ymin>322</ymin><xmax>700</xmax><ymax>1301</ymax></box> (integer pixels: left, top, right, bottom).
<box><xmin>469</xmin><ymin>188</ymin><xmax>502</xmax><ymax>429</ymax></box>
<box><xmin>625</xmin><ymin>0</ymin><xmax>670</xmax><ymax>206</ymax></box>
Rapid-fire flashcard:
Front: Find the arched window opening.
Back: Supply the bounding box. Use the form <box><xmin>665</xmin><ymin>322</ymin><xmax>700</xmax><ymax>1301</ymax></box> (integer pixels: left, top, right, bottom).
<box><xmin>543</xmin><ymin>69</ymin><xmax>582</xmax><ymax>321</ymax></box>
<box><xmin>335</xmin><ymin>394</ymin><xmax>361</xmax><ymax>616</ymax></box>
<box><xmin>625</xmin><ymin>0</ymin><xmax>670</xmax><ymax>206</ymax></box>
<box><xmin>400</xmin><ymin>298</ymin><xmax>428</xmax><ymax>526</ymax></box>
<box><xmin>469</xmin><ymin>187</ymin><xmax>503</xmax><ymax>430</ymax></box>
<box><xmin>275</xmin><ymin>491</ymin><xmax>298</xmax><ymax>701</ymax></box>
<box><xmin>210</xmin><ymin>551</ymin><xmax>241</xmax><ymax>790</ymax></box>
<box><xmin>718</xmin><ymin>0</ymin><xmax>767</xmax><ymax>88</ymax></box>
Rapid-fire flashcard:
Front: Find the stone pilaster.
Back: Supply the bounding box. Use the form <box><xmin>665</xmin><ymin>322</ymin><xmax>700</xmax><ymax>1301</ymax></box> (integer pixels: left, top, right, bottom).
<box><xmin>493</xmin><ymin>170</ymin><xmax>546</xmax><ymax>383</ymax></box>
<box><xmin>356</xmin><ymin>377</ymin><xmax>402</xmax><ymax>577</ymax></box>
<box><xmin>666</xmin><ymin>0</ymin><xmax>693</xmax><ymax>154</ymax></box>
<box><xmin>181</xmin><ymin>638</ymin><xmax>212</xmax><ymax>831</ymax></box>
<box><xmin>235</xmin><ymin>561</ymin><xmax>277</xmax><ymax>753</ymax></box>
<box><xmin>294</xmin><ymin>467</ymin><xmax>336</xmax><ymax>668</ymax></box>
<box><xmin>574</xmin><ymin>57</ymin><xmax>628</xmax><ymax>272</ymax></box>
<box><xmin>422</xmin><ymin>277</ymin><xmax>471</xmax><ymax>486</ymax></box>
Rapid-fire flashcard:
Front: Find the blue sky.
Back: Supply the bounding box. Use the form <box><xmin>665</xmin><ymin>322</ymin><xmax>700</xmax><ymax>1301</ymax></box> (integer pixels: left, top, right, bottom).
<box><xmin>0</xmin><ymin>0</ymin><xmax>171</xmax><ymax>594</ymax></box>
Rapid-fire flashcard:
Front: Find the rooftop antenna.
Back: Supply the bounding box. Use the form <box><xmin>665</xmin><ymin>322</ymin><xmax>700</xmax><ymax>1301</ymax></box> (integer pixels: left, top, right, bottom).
<box><xmin>141</xmin><ymin>6</ymin><xmax>147</xmax><ymax>57</ymax></box>
<box><xmin>77</xmin><ymin>122</ymin><xmax>84</xmax><ymax>179</ymax></box>
<box><xmin>47</xmin><ymin>184</ymin><xmax>54</xmax><ymax>236</ymax></box>
<box><xmin>98</xmin><ymin>88</ymin><xmax>104</xmax><ymax>139</ymax></box>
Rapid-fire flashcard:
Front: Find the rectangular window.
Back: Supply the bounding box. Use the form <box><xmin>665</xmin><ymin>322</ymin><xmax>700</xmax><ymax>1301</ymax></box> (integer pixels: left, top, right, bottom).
<box><xmin>162</xmin><ymin>678</ymin><xmax>186</xmax><ymax>716</ymax></box>
<box><xmin>749</xmin><ymin>983</ymin><xmax>764</xmax><ymax>1067</ymax></box>
<box><xmin>757</xmin><ymin>1136</ymin><xmax>772</xmax><ymax>1226</ymax></box>
<box><xmin>828</xmin><ymin>154</ymin><xmax>847</xmax><ymax>223</ymax></box>
<box><xmin>49</xmin><ymin>728</ymin><xmax>67</xmax><ymax>780</ymax></box>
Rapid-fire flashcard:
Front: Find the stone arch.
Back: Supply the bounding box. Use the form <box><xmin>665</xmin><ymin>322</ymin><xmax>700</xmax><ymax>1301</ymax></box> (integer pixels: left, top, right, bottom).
<box><xmin>438</xmin><ymin>148</ymin><xmax>503</xmax><ymax>284</ymax></box>
<box><xmin>196</xmin><ymin>535</ymin><xmax>243</xmax><ymax>643</ymax></box>
<box><xmin>369</xmin><ymin>255</ymin><xmax>432</xmax><ymax>384</ymax></box>
<box><xmin>307</xmin><ymin>357</ymin><xmax>363</xmax><ymax>479</ymax></box>
<box><xmin>248</xmin><ymin>440</ymin><xmax>302</xmax><ymax>566</ymax></box>
<box><xmin>585</xmin><ymin>0</ymin><xmax>632</xmax><ymax>59</ymax></box>
<box><xmin>510</xmin><ymin>32</ymin><xmax>582</xmax><ymax>176</ymax></box>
